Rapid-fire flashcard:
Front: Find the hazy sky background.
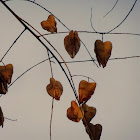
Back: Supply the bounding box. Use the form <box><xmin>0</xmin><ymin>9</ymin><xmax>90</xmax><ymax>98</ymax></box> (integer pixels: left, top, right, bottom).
<box><xmin>0</xmin><ymin>0</ymin><xmax>140</xmax><ymax>140</ymax></box>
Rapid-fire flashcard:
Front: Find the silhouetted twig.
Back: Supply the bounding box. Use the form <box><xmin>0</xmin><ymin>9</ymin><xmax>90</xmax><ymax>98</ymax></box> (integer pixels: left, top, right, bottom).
<box><xmin>72</xmin><ymin>75</ymin><xmax>96</xmax><ymax>82</ymax></box>
<box><xmin>1</xmin><ymin>28</ymin><xmax>26</xmax><ymax>62</ymax></box>
<box><xmin>107</xmin><ymin>0</ymin><xmax>138</xmax><ymax>33</ymax></box>
<box><xmin>4</xmin><ymin>117</ymin><xmax>17</xmax><ymax>121</ymax></box>
<box><xmin>8</xmin><ymin>57</ymin><xmax>53</xmax><ymax>88</ymax></box>
<box><xmin>90</xmin><ymin>8</ymin><xmax>98</xmax><ymax>33</ymax></box>
<box><xmin>60</xmin><ymin>56</ymin><xmax>140</xmax><ymax>64</ymax></box>
<box><xmin>103</xmin><ymin>0</ymin><xmax>119</xmax><ymax>18</ymax></box>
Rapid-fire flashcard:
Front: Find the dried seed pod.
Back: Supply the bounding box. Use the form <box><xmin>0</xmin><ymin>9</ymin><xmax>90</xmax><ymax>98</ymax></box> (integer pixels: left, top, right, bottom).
<box><xmin>94</xmin><ymin>40</ymin><xmax>112</xmax><ymax>68</ymax></box>
<box><xmin>41</xmin><ymin>15</ymin><xmax>57</xmax><ymax>33</ymax></box>
<box><xmin>79</xmin><ymin>80</ymin><xmax>96</xmax><ymax>104</ymax></box>
<box><xmin>64</xmin><ymin>30</ymin><xmax>80</xmax><ymax>58</ymax></box>
<box><xmin>0</xmin><ymin>107</ymin><xmax>4</xmax><ymax>128</ymax></box>
<box><xmin>0</xmin><ymin>64</ymin><xmax>13</xmax><ymax>84</ymax></box>
<box><xmin>82</xmin><ymin>104</ymin><xmax>96</xmax><ymax>126</ymax></box>
<box><xmin>86</xmin><ymin>123</ymin><xmax>102</xmax><ymax>140</ymax></box>
<box><xmin>67</xmin><ymin>100</ymin><xmax>84</xmax><ymax>122</ymax></box>
<box><xmin>46</xmin><ymin>78</ymin><xmax>63</xmax><ymax>100</ymax></box>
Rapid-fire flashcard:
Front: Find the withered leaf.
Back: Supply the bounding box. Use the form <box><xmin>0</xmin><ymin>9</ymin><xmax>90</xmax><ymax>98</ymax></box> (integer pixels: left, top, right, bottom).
<box><xmin>86</xmin><ymin>123</ymin><xmax>102</xmax><ymax>140</ymax></box>
<box><xmin>0</xmin><ymin>64</ymin><xmax>13</xmax><ymax>84</ymax></box>
<box><xmin>79</xmin><ymin>80</ymin><xmax>96</xmax><ymax>104</ymax></box>
<box><xmin>64</xmin><ymin>30</ymin><xmax>80</xmax><ymax>58</ymax></box>
<box><xmin>0</xmin><ymin>77</ymin><xmax>7</xmax><ymax>94</ymax></box>
<box><xmin>67</xmin><ymin>100</ymin><xmax>84</xmax><ymax>122</ymax></box>
<box><xmin>0</xmin><ymin>107</ymin><xmax>4</xmax><ymax>128</ymax></box>
<box><xmin>94</xmin><ymin>40</ymin><xmax>112</xmax><ymax>68</ymax></box>
<box><xmin>46</xmin><ymin>78</ymin><xmax>63</xmax><ymax>100</ymax></box>
<box><xmin>41</xmin><ymin>15</ymin><xmax>57</xmax><ymax>33</ymax></box>
<box><xmin>82</xmin><ymin>104</ymin><xmax>96</xmax><ymax>126</ymax></box>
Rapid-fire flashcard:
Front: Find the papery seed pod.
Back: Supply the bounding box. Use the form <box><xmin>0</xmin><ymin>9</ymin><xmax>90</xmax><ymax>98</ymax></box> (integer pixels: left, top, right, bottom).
<box><xmin>46</xmin><ymin>78</ymin><xmax>63</xmax><ymax>100</ymax></box>
<box><xmin>64</xmin><ymin>30</ymin><xmax>80</xmax><ymax>58</ymax></box>
<box><xmin>41</xmin><ymin>15</ymin><xmax>57</xmax><ymax>33</ymax></box>
<box><xmin>94</xmin><ymin>40</ymin><xmax>112</xmax><ymax>68</ymax></box>
<box><xmin>79</xmin><ymin>80</ymin><xmax>96</xmax><ymax>104</ymax></box>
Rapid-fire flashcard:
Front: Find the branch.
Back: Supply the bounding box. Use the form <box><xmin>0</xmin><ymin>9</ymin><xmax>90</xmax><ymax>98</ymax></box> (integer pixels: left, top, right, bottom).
<box><xmin>0</xmin><ymin>28</ymin><xmax>26</xmax><ymax>62</ymax></box>
<box><xmin>8</xmin><ymin>57</ymin><xmax>53</xmax><ymax>88</ymax></box>
<box><xmin>50</xmin><ymin>98</ymin><xmax>54</xmax><ymax>140</ymax></box>
<box><xmin>60</xmin><ymin>56</ymin><xmax>140</xmax><ymax>64</ymax></box>
<box><xmin>103</xmin><ymin>0</ymin><xmax>119</xmax><ymax>18</ymax></box>
<box><xmin>4</xmin><ymin>117</ymin><xmax>17</xmax><ymax>121</ymax></box>
<box><xmin>39</xmin><ymin>31</ymin><xmax>140</xmax><ymax>37</ymax></box>
<box><xmin>90</xmin><ymin>8</ymin><xmax>98</xmax><ymax>33</ymax></box>
<box><xmin>106</xmin><ymin>0</ymin><xmax>138</xmax><ymax>33</ymax></box>
<box><xmin>72</xmin><ymin>75</ymin><xmax>96</xmax><ymax>82</ymax></box>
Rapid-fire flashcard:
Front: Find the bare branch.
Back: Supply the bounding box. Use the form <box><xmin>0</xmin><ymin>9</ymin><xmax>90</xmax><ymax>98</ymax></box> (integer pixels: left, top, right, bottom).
<box><xmin>107</xmin><ymin>0</ymin><xmax>138</xmax><ymax>33</ymax></box>
<box><xmin>60</xmin><ymin>56</ymin><xmax>140</xmax><ymax>64</ymax></box>
<box><xmin>72</xmin><ymin>75</ymin><xmax>96</xmax><ymax>82</ymax></box>
<box><xmin>39</xmin><ymin>31</ymin><xmax>140</xmax><ymax>37</ymax></box>
<box><xmin>4</xmin><ymin>117</ymin><xmax>17</xmax><ymax>121</ymax></box>
<box><xmin>103</xmin><ymin>0</ymin><xmax>119</xmax><ymax>18</ymax></box>
<box><xmin>50</xmin><ymin>98</ymin><xmax>54</xmax><ymax>140</ymax></box>
<box><xmin>1</xmin><ymin>28</ymin><xmax>26</xmax><ymax>62</ymax></box>
<box><xmin>90</xmin><ymin>8</ymin><xmax>98</xmax><ymax>33</ymax></box>
<box><xmin>8</xmin><ymin>57</ymin><xmax>53</xmax><ymax>88</ymax></box>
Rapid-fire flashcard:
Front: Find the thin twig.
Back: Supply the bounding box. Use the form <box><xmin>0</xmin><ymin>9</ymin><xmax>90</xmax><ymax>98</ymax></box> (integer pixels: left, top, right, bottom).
<box><xmin>50</xmin><ymin>98</ymin><xmax>54</xmax><ymax>140</ymax></box>
<box><xmin>60</xmin><ymin>56</ymin><xmax>140</xmax><ymax>64</ymax></box>
<box><xmin>103</xmin><ymin>0</ymin><xmax>119</xmax><ymax>18</ymax></box>
<box><xmin>90</xmin><ymin>8</ymin><xmax>97</xmax><ymax>33</ymax></box>
<box><xmin>0</xmin><ymin>28</ymin><xmax>26</xmax><ymax>62</ymax></box>
<box><xmin>4</xmin><ymin>117</ymin><xmax>17</xmax><ymax>121</ymax></box>
<box><xmin>8</xmin><ymin>57</ymin><xmax>53</xmax><ymax>88</ymax></box>
<box><xmin>39</xmin><ymin>31</ymin><xmax>140</xmax><ymax>37</ymax></box>
<box><xmin>107</xmin><ymin>0</ymin><xmax>138</xmax><ymax>33</ymax></box>
<box><xmin>72</xmin><ymin>75</ymin><xmax>96</xmax><ymax>82</ymax></box>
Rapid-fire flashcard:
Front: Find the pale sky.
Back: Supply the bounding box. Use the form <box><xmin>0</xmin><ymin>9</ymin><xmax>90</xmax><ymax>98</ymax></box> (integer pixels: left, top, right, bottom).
<box><xmin>0</xmin><ymin>0</ymin><xmax>140</xmax><ymax>140</ymax></box>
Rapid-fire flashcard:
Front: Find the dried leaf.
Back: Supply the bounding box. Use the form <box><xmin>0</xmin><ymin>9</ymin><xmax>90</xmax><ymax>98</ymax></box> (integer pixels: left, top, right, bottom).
<box><xmin>46</xmin><ymin>78</ymin><xmax>63</xmax><ymax>100</ymax></box>
<box><xmin>41</xmin><ymin>15</ymin><xmax>57</xmax><ymax>33</ymax></box>
<box><xmin>0</xmin><ymin>64</ymin><xmax>13</xmax><ymax>84</ymax></box>
<box><xmin>94</xmin><ymin>40</ymin><xmax>112</xmax><ymax>68</ymax></box>
<box><xmin>82</xmin><ymin>104</ymin><xmax>96</xmax><ymax>126</ymax></box>
<box><xmin>0</xmin><ymin>107</ymin><xmax>4</xmax><ymax>128</ymax></box>
<box><xmin>67</xmin><ymin>100</ymin><xmax>84</xmax><ymax>122</ymax></box>
<box><xmin>0</xmin><ymin>78</ymin><xmax>7</xmax><ymax>94</ymax></box>
<box><xmin>86</xmin><ymin>123</ymin><xmax>102</xmax><ymax>140</ymax></box>
<box><xmin>79</xmin><ymin>80</ymin><xmax>96</xmax><ymax>104</ymax></box>
<box><xmin>64</xmin><ymin>30</ymin><xmax>80</xmax><ymax>58</ymax></box>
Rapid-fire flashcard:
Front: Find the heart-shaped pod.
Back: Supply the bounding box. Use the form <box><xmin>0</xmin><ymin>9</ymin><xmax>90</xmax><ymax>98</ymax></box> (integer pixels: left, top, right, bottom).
<box><xmin>86</xmin><ymin>123</ymin><xmax>102</xmax><ymax>140</ymax></box>
<box><xmin>0</xmin><ymin>107</ymin><xmax>4</xmax><ymax>128</ymax></box>
<box><xmin>67</xmin><ymin>100</ymin><xmax>84</xmax><ymax>122</ymax></box>
<box><xmin>46</xmin><ymin>78</ymin><xmax>63</xmax><ymax>100</ymax></box>
<box><xmin>79</xmin><ymin>80</ymin><xmax>96</xmax><ymax>104</ymax></box>
<box><xmin>0</xmin><ymin>64</ymin><xmax>13</xmax><ymax>84</ymax></box>
<box><xmin>41</xmin><ymin>15</ymin><xmax>57</xmax><ymax>33</ymax></box>
<box><xmin>94</xmin><ymin>40</ymin><xmax>112</xmax><ymax>68</ymax></box>
<box><xmin>82</xmin><ymin>104</ymin><xmax>96</xmax><ymax>126</ymax></box>
<box><xmin>64</xmin><ymin>30</ymin><xmax>80</xmax><ymax>58</ymax></box>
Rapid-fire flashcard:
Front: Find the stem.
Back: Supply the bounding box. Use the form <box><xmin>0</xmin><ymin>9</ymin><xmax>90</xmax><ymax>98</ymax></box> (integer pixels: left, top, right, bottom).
<box><xmin>50</xmin><ymin>98</ymin><xmax>54</xmax><ymax>140</ymax></box>
<box><xmin>107</xmin><ymin>0</ymin><xmax>138</xmax><ymax>33</ymax></box>
<box><xmin>103</xmin><ymin>0</ymin><xmax>119</xmax><ymax>18</ymax></box>
<box><xmin>1</xmin><ymin>28</ymin><xmax>26</xmax><ymax>62</ymax></box>
<box><xmin>60</xmin><ymin>56</ymin><xmax>140</xmax><ymax>64</ymax></box>
<box><xmin>8</xmin><ymin>57</ymin><xmax>53</xmax><ymax>88</ymax></box>
<box><xmin>4</xmin><ymin>117</ymin><xmax>17</xmax><ymax>121</ymax></box>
